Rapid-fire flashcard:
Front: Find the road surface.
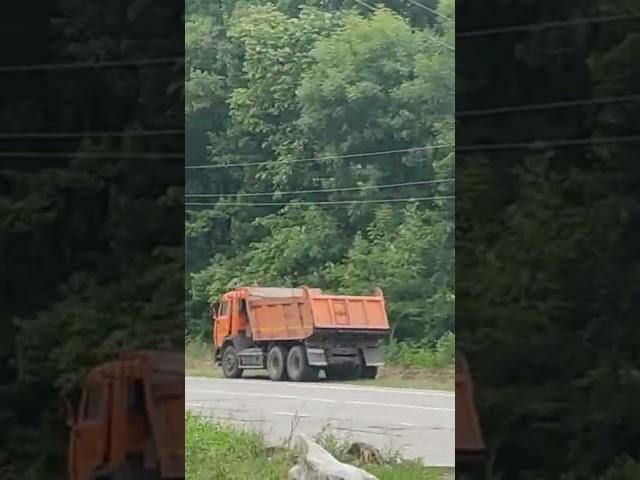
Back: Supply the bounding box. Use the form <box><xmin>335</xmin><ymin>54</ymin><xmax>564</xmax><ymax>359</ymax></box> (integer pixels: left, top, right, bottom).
<box><xmin>186</xmin><ymin>376</ymin><xmax>454</xmax><ymax>467</ymax></box>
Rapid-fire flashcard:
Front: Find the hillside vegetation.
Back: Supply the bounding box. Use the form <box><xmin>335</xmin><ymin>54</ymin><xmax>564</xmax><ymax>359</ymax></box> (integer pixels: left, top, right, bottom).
<box><xmin>185</xmin><ymin>0</ymin><xmax>455</xmax><ymax>355</ymax></box>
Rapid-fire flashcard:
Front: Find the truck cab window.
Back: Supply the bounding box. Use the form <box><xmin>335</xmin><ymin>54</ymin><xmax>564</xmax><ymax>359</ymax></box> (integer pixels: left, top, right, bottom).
<box><xmin>127</xmin><ymin>380</ymin><xmax>146</xmax><ymax>416</ymax></box>
<box><xmin>219</xmin><ymin>301</ymin><xmax>229</xmax><ymax>317</ymax></box>
<box><xmin>82</xmin><ymin>385</ymin><xmax>103</xmax><ymax>421</ymax></box>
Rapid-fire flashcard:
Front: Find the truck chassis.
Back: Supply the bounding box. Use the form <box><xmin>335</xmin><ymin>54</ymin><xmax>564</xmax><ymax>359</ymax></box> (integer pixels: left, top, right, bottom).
<box><xmin>216</xmin><ymin>329</ymin><xmax>386</xmax><ymax>382</ymax></box>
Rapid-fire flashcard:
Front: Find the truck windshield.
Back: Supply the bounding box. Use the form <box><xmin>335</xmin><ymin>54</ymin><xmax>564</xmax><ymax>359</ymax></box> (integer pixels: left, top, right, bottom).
<box><xmin>82</xmin><ymin>385</ymin><xmax>104</xmax><ymax>421</ymax></box>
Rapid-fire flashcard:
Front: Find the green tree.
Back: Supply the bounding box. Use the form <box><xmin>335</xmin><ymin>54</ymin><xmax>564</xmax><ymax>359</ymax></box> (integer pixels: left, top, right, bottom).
<box><xmin>185</xmin><ymin>0</ymin><xmax>454</xmax><ymax>352</ymax></box>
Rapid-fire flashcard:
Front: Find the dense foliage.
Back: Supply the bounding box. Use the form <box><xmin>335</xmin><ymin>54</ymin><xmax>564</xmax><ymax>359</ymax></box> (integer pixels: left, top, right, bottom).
<box><xmin>0</xmin><ymin>1</ymin><xmax>183</xmax><ymax>478</ymax></box>
<box><xmin>456</xmin><ymin>1</ymin><xmax>640</xmax><ymax>479</ymax></box>
<box><xmin>185</xmin><ymin>0</ymin><xmax>455</xmax><ymax>345</ymax></box>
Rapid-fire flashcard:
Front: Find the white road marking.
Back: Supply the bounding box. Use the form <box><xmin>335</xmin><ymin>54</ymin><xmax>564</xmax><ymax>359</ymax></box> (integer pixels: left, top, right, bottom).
<box><xmin>188</xmin><ymin>389</ymin><xmax>336</xmax><ymax>403</ymax></box>
<box><xmin>274</xmin><ymin>411</ymin><xmax>311</xmax><ymax>418</ymax></box>
<box><xmin>346</xmin><ymin>400</ymin><xmax>454</xmax><ymax>412</ymax></box>
<box><xmin>189</xmin><ymin>390</ymin><xmax>452</xmax><ymax>412</ymax></box>
<box><xmin>186</xmin><ymin>376</ymin><xmax>453</xmax><ymax>397</ymax></box>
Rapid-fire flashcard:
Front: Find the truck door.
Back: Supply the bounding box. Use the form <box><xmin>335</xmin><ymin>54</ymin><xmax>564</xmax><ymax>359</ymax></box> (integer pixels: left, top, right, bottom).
<box><xmin>214</xmin><ymin>299</ymin><xmax>231</xmax><ymax>346</ymax></box>
<box><xmin>71</xmin><ymin>381</ymin><xmax>110</xmax><ymax>480</ymax></box>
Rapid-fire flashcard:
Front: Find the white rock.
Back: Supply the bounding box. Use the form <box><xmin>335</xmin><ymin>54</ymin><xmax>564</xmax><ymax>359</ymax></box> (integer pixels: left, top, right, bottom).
<box><xmin>288</xmin><ymin>434</ymin><xmax>378</xmax><ymax>480</ymax></box>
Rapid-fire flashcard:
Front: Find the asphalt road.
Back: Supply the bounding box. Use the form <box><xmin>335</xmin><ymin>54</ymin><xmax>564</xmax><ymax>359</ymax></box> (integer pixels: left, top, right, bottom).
<box><xmin>186</xmin><ymin>376</ymin><xmax>454</xmax><ymax>467</ymax></box>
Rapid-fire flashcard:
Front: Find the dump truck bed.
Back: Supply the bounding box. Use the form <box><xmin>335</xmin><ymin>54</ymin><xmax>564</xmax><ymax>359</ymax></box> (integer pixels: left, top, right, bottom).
<box><xmin>244</xmin><ymin>287</ymin><xmax>390</xmax><ymax>342</ymax></box>
<box><xmin>148</xmin><ymin>370</ymin><xmax>184</xmax><ymax>477</ymax></box>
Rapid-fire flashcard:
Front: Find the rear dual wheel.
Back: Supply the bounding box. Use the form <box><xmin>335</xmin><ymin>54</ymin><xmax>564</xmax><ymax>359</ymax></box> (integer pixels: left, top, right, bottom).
<box><xmin>362</xmin><ymin>366</ymin><xmax>378</xmax><ymax>379</ymax></box>
<box><xmin>287</xmin><ymin>346</ymin><xmax>319</xmax><ymax>382</ymax></box>
<box><xmin>267</xmin><ymin>345</ymin><xmax>319</xmax><ymax>382</ymax></box>
<box><xmin>267</xmin><ymin>345</ymin><xmax>289</xmax><ymax>381</ymax></box>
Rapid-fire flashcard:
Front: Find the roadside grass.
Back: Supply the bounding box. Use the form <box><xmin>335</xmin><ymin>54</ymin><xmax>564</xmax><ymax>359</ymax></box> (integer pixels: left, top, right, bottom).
<box><xmin>350</xmin><ymin>365</ymin><xmax>453</xmax><ymax>391</ymax></box>
<box><xmin>185</xmin><ymin>341</ymin><xmax>221</xmax><ymax>378</ymax></box>
<box><xmin>185</xmin><ymin>412</ymin><xmax>452</xmax><ymax>480</ymax></box>
<box><xmin>185</xmin><ymin>341</ymin><xmax>453</xmax><ymax>391</ymax></box>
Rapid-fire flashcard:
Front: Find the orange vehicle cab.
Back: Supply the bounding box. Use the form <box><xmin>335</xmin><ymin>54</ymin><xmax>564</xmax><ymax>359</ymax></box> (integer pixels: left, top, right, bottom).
<box><xmin>456</xmin><ymin>352</ymin><xmax>485</xmax><ymax>464</ymax></box>
<box><xmin>66</xmin><ymin>351</ymin><xmax>184</xmax><ymax>480</ymax></box>
<box><xmin>212</xmin><ymin>286</ymin><xmax>390</xmax><ymax>382</ymax></box>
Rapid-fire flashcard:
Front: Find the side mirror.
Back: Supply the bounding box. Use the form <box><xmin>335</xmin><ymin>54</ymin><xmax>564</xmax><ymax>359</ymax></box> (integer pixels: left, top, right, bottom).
<box><xmin>64</xmin><ymin>397</ymin><xmax>76</xmax><ymax>427</ymax></box>
<box><xmin>211</xmin><ymin>302</ymin><xmax>219</xmax><ymax>318</ymax></box>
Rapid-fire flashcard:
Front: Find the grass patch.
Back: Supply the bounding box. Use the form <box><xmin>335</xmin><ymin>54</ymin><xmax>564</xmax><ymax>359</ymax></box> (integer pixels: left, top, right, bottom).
<box><xmin>350</xmin><ymin>365</ymin><xmax>453</xmax><ymax>391</ymax></box>
<box><xmin>185</xmin><ymin>341</ymin><xmax>221</xmax><ymax>378</ymax></box>
<box><xmin>185</xmin><ymin>340</ymin><xmax>454</xmax><ymax>391</ymax></box>
<box><xmin>186</xmin><ymin>412</ymin><xmax>289</xmax><ymax>480</ymax></box>
<box><xmin>384</xmin><ymin>332</ymin><xmax>454</xmax><ymax>370</ymax></box>
<box><xmin>186</xmin><ymin>412</ymin><xmax>452</xmax><ymax>480</ymax></box>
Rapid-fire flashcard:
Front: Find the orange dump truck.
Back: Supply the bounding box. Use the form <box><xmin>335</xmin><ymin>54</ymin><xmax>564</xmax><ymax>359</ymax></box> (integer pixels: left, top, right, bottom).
<box><xmin>456</xmin><ymin>353</ymin><xmax>485</xmax><ymax>465</ymax></box>
<box><xmin>65</xmin><ymin>351</ymin><xmax>184</xmax><ymax>480</ymax></box>
<box><xmin>212</xmin><ymin>286</ymin><xmax>391</xmax><ymax>381</ymax></box>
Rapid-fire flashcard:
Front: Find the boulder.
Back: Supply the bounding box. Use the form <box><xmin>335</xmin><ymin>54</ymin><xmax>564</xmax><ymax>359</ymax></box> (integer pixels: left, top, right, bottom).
<box><xmin>288</xmin><ymin>434</ymin><xmax>378</xmax><ymax>480</ymax></box>
<box><xmin>347</xmin><ymin>442</ymin><xmax>383</xmax><ymax>465</ymax></box>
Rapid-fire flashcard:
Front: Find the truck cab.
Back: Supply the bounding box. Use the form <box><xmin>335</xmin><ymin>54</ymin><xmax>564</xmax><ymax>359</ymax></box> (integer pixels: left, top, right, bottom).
<box><xmin>456</xmin><ymin>353</ymin><xmax>485</xmax><ymax>474</ymax></box>
<box><xmin>66</xmin><ymin>351</ymin><xmax>184</xmax><ymax>480</ymax></box>
<box><xmin>212</xmin><ymin>290</ymin><xmax>246</xmax><ymax>349</ymax></box>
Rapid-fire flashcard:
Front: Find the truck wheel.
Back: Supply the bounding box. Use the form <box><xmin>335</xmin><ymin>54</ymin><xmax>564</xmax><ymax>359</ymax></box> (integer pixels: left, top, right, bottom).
<box><xmin>222</xmin><ymin>345</ymin><xmax>243</xmax><ymax>378</ymax></box>
<box><xmin>287</xmin><ymin>346</ymin><xmax>319</xmax><ymax>382</ymax></box>
<box><xmin>325</xmin><ymin>365</ymin><xmax>343</xmax><ymax>380</ymax></box>
<box><xmin>362</xmin><ymin>366</ymin><xmax>378</xmax><ymax>379</ymax></box>
<box><xmin>267</xmin><ymin>345</ymin><xmax>289</xmax><ymax>381</ymax></box>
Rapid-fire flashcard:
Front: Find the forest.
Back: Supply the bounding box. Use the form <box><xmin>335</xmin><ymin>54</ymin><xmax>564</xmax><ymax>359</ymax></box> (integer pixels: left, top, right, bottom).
<box><xmin>456</xmin><ymin>1</ymin><xmax>640</xmax><ymax>479</ymax></box>
<box><xmin>185</xmin><ymin>0</ymin><xmax>455</xmax><ymax>353</ymax></box>
<box><xmin>1</xmin><ymin>1</ymin><xmax>183</xmax><ymax>478</ymax></box>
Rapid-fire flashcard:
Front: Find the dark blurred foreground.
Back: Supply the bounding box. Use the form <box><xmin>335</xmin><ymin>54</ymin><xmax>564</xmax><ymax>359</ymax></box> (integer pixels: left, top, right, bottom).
<box><xmin>456</xmin><ymin>0</ymin><xmax>640</xmax><ymax>479</ymax></box>
<box><xmin>0</xmin><ymin>1</ymin><xmax>184</xmax><ymax>478</ymax></box>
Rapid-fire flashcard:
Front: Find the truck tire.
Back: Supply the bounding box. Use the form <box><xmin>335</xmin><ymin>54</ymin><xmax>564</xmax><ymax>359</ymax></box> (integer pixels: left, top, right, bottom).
<box><xmin>222</xmin><ymin>345</ymin><xmax>243</xmax><ymax>378</ymax></box>
<box><xmin>287</xmin><ymin>346</ymin><xmax>319</xmax><ymax>382</ymax></box>
<box><xmin>362</xmin><ymin>366</ymin><xmax>378</xmax><ymax>379</ymax></box>
<box><xmin>267</xmin><ymin>345</ymin><xmax>289</xmax><ymax>381</ymax></box>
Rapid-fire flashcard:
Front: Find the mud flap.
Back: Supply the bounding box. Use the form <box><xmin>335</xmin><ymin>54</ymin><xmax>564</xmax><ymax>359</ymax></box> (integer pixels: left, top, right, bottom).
<box><xmin>361</xmin><ymin>347</ymin><xmax>384</xmax><ymax>366</ymax></box>
<box><xmin>305</xmin><ymin>347</ymin><xmax>328</xmax><ymax>366</ymax></box>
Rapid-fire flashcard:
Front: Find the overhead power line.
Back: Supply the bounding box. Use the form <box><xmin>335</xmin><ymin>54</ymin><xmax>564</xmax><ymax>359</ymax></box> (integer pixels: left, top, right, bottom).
<box><xmin>0</xmin><ymin>92</ymin><xmax>635</xmax><ymax>141</ymax></box>
<box><xmin>0</xmin><ymin>92</ymin><xmax>635</xmax><ymax>142</ymax></box>
<box><xmin>187</xmin><ymin>178</ymin><xmax>454</xmax><ymax>198</ymax></box>
<box><xmin>457</xmin><ymin>134</ymin><xmax>640</xmax><ymax>153</ymax></box>
<box><xmin>185</xmin><ymin>133</ymin><xmax>638</xmax><ymax>171</ymax></box>
<box><xmin>427</xmin><ymin>35</ymin><xmax>455</xmax><ymax>51</ymax></box>
<box><xmin>456</xmin><ymin>12</ymin><xmax>640</xmax><ymax>38</ymax></box>
<box><xmin>186</xmin><ymin>144</ymin><xmax>453</xmax><ymax>170</ymax></box>
<box><xmin>404</xmin><ymin>0</ymin><xmax>452</xmax><ymax>21</ymax></box>
<box><xmin>0</xmin><ymin>151</ymin><xmax>184</xmax><ymax>159</ymax></box>
<box><xmin>0</xmin><ymin>56</ymin><xmax>184</xmax><ymax>73</ymax></box>
<box><xmin>457</xmin><ymin>94</ymin><xmax>640</xmax><ymax>118</ymax></box>
<box><xmin>0</xmin><ymin>129</ymin><xmax>185</xmax><ymax>139</ymax></box>
<box><xmin>185</xmin><ymin>195</ymin><xmax>454</xmax><ymax>207</ymax></box>
<box><xmin>352</xmin><ymin>0</ymin><xmax>454</xmax><ymax>51</ymax></box>
<box><xmin>353</xmin><ymin>0</ymin><xmax>376</xmax><ymax>11</ymax></box>
<box><xmin>4</xmin><ymin>135</ymin><xmax>634</xmax><ymax>161</ymax></box>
